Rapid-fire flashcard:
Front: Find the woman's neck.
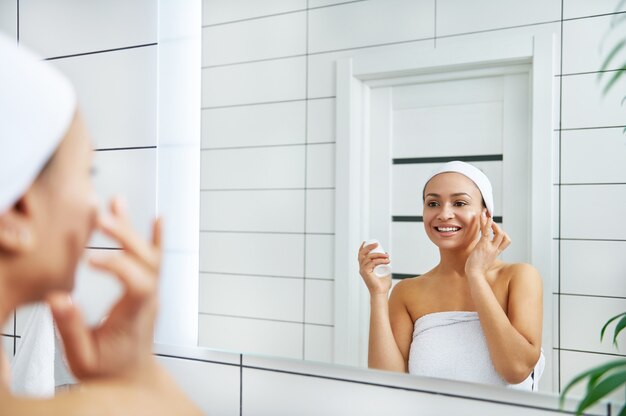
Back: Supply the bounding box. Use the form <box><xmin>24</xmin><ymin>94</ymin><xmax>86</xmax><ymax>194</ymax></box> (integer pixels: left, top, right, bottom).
<box><xmin>436</xmin><ymin>241</ymin><xmax>477</xmax><ymax>278</ymax></box>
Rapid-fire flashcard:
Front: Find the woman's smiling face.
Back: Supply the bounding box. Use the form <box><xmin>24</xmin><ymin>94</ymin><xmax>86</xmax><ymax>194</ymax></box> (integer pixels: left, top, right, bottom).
<box><xmin>422</xmin><ymin>172</ymin><xmax>487</xmax><ymax>250</ymax></box>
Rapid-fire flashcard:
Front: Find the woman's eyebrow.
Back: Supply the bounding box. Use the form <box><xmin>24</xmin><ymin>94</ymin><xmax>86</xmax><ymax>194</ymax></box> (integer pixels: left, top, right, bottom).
<box><xmin>425</xmin><ymin>192</ymin><xmax>472</xmax><ymax>198</ymax></box>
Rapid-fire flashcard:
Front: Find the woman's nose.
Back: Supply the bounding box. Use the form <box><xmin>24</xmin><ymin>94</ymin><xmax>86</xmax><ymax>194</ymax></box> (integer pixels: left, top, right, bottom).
<box><xmin>437</xmin><ymin>204</ymin><xmax>454</xmax><ymax>220</ymax></box>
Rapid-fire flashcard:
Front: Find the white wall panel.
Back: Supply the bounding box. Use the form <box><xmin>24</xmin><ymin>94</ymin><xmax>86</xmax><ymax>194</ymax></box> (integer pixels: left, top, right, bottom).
<box><xmin>199</xmin><ymin>273</ymin><xmax>304</xmax><ymax>322</ymax></box>
<box><xmin>157</xmin><ymin>356</ymin><xmax>240</xmax><ymax>416</ymax></box>
<box><xmin>202</xmin><ymin>56</ymin><xmax>306</xmax><ymax>107</ymax></box>
<box><xmin>202</xmin><ymin>101</ymin><xmax>306</xmax><ymax>149</ymax></box>
<box><xmin>201</xmin><ymin>146</ymin><xmax>305</xmax><ymax>190</ymax></box>
<box><xmin>561</xmin><ymin>185</ymin><xmax>626</xmax><ymax>240</ymax></box>
<box><xmin>200</xmin><ymin>190</ymin><xmax>305</xmax><ymax>233</ymax></box>
<box><xmin>309</xmin><ymin>0</ymin><xmax>434</xmax><ymax>53</ymax></box>
<box><xmin>0</xmin><ymin>0</ymin><xmax>16</xmax><ymax>40</ymax></box>
<box><xmin>202</xmin><ymin>11</ymin><xmax>305</xmax><ymax>66</ymax></box>
<box><xmin>199</xmin><ymin>314</ymin><xmax>303</xmax><ymax>359</ymax></box>
<box><xmin>200</xmin><ymin>232</ymin><xmax>304</xmax><ymax>277</ymax></box>
<box><xmin>51</xmin><ymin>46</ymin><xmax>157</xmax><ymax>150</ymax></box>
<box><xmin>561</xmin><ymin>295</ymin><xmax>626</xmax><ymax>355</ymax></box>
<box><xmin>437</xmin><ymin>0</ymin><xmax>560</xmax><ymax>37</ymax></box>
<box><xmin>19</xmin><ymin>0</ymin><xmax>157</xmax><ymax>58</ymax></box>
<box><xmin>561</xmin><ymin>128</ymin><xmax>626</xmax><ymax>184</ymax></box>
<box><xmin>202</xmin><ymin>0</ymin><xmax>306</xmax><ymax>26</ymax></box>
<box><xmin>561</xmin><ymin>240</ymin><xmax>626</xmax><ymax>297</ymax></box>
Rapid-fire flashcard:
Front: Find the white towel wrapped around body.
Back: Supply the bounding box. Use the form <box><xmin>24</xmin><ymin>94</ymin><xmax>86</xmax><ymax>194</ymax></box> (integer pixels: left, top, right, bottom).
<box><xmin>408</xmin><ymin>311</ymin><xmax>544</xmax><ymax>391</ymax></box>
<box><xmin>11</xmin><ymin>303</ymin><xmax>55</xmax><ymax>397</ymax></box>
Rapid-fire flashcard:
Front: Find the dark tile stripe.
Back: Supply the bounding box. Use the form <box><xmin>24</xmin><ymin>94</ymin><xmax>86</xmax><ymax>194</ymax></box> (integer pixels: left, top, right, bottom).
<box><xmin>393</xmin><ymin>155</ymin><xmax>503</xmax><ymax>165</ymax></box>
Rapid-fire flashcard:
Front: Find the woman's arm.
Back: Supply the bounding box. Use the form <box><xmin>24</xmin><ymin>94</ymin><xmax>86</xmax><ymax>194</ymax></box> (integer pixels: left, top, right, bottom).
<box><xmin>358</xmin><ymin>242</ymin><xmax>413</xmax><ymax>372</ymax></box>
<box><xmin>466</xmin><ymin>217</ymin><xmax>543</xmax><ymax>384</ymax></box>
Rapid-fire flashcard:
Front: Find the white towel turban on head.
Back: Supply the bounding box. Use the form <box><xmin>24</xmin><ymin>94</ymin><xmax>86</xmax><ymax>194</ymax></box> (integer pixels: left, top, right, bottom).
<box><xmin>423</xmin><ymin>161</ymin><xmax>494</xmax><ymax>216</ymax></box>
<box><xmin>0</xmin><ymin>34</ymin><xmax>77</xmax><ymax>215</ymax></box>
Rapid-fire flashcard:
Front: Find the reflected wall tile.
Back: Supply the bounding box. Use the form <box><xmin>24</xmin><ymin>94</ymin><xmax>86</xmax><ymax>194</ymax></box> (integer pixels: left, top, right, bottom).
<box><xmin>200</xmin><ymin>232</ymin><xmax>304</xmax><ymax>277</ymax></box>
<box><xmin>560</xmin><ymin>294</ymin><xmax>626</xmax><ymax>355</ymax></box>
<box><xmin>201</xmin><ymin>146</ymin><xmax>305</xmax><ymax>190</ymax></box>
<box><xmin>202</xmin><ymin>56</ymin><xmax>306</xmax><ymax>107</ymax></box>
<box><xmin>563</xmin><ymin>0</ymin><xmax>626</xmax><ymax>19</ymax></box>
<box><xmin>199</xmin><ymin>273</ymin><xmax>304</xmax><ymax>322</ymax></box>
<box><xmin>304</xmin><ymin>279</ymin><xmax>334</xmax><ymax>325</ymax></box>
<box><xmin>305</xmin><ymin>234</ymin><xmax>334</xmax><ymax>280</ymax></box>
<box><xmin>561</xmin><ymin>184</ymin><xmax>626</xmax><ymax>240</ymax></box>
<box><xmin>309</xmin><ymin>0</ymin><xmax>434</xmax><ymax>53</ymax></box>
<box><xmin>437</xmin><ymin>0</ymin><xmax>560</xmax><ymax>37</ymax></box>
<box><xmin>202</xmin><ymin>11</ymin><xmax>305</xmax><ymax>67</ymax></box>
<box><xmin>202</xmin><ymin>0</ymin><xmax>306</xmax><ymax>26</ymax></box>
<box><xmin>561</xmin><ymin>240</ymin><xmax>626</xmax><ymax>298</ymax></box>
<box><xmin>198</xmin><ymin>314</ymin><xmax>303</xmax><ymax>359</ymax></box>
<box><xmin>202</xmin><ymin>101</ymin><xmax>306</xmax><ymax>149</ymax></box>
<box><xmin>306</xmin><ymin>143</ymin><xmax>335</xmax><ymax>188</ymax></box>
<box><xmin>561</xmin><ymin>128</ymin><xmax>626</xmax><ymax>184</ymax></box>
<box><xmin>307</xmin><ymin>98</ymin><xmax>335</xmax><ymax>143</ymax></box>
<box><xmin>200</xmin><ymin>190</ymin><xmax>305</xmax><ymax>233</ymax></box>
<box><xmin>304</xmin><ymin>324</ymin><xmax>333</xmax><ymax>363</ymax></box>
<box><xmin>306</xmin><ymin>189</ymin><xmax>335</xmax><ymax>234</ymax></box>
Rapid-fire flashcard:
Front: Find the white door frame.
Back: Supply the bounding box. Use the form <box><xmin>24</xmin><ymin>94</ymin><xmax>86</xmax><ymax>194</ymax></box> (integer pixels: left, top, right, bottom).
<box><xmin>334</xmin><ymin>34</ymin><xmax>556</xmax><ymax>389</ymax></box>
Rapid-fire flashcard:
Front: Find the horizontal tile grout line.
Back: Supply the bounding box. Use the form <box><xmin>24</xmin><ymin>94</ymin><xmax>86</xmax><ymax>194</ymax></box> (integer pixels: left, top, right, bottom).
<box><xmin>94</xmin><ymin>145</ymin><xmax>157</xmax><ymax>152</ymax></box>
<box><xmin>200</xmin><ymin>230</ymin><xmax>335</xmax><ymax>236</ymax></box>
<box><xmin>556</xmin><ymin>125</ymin><xmax>626</xmax><ymax>131</ymax></box>
<box><xmin>201</xmin><ymin>142</ymin><xmax>336</xmax><ymax>151</ymax></box>
<box><xmin>201</xmin><ymin>0</ymin><xmax>368</xmax><ymax>28</ymax></box>
<box><xmin>0</xmin><ymin>334</ymin><xmax>20</xmax><ymax>339</ymax></box>
<box><xmin>561</xmin><ymin>9</ymin><xmax>626</xmax><ymax>23</ymax></box>
<box><xmin>199</xmin><ymin>312</ymin><xmax>333</xmax><ymax>327</ymax></box>
<box><xmin>556</xmin><ymin>348</ymin><xmax>626</xmax><ymax>358</ymax></box>
<box><xmin>200</xmin><ymin>271</ymin><xmax>333</xmax><ymax>281</ymax></box>
<box><xmin>155</xmin><ymin>353</ymin><xmax>241</xmax><ymax>368</ymax></box>
<box><xmin>555</xmin><ymin>293</ymin><xmax>626</xmax><ymax>300</ymax></box>
<box><xmin>555</xmin><ymin>238</ymin><xmax>626</xmax><ymax>242</ymax></box>
<box><xmin>558</xmin><ymin>68</ymin><xmax>626</xmax><ymax>77</ymax></box>
<box><xmin>559</xmin><ymin>183</ymin><xmax>626</xmax><ymax>186</ymax></box>
<box><xmin>393</xmin><ymin>216</ymin><xmax>503</xmax><ymax>223</ymax></box>
<box><xmin>85</xmin><ymin>246</ymin><xmax>123</xmax><ymax>250</ymax></box>
<box><xmin>200</xmin><ymin>187</ymin><xmax>335</xmax><ymax>192</ymax></box>
<box><xmin>44</xmin><ymin>42</ymin><xmax>158</xmax><ymax>61</ymax></box>
<box><xmin>435</xmin><ymin>20</ymin><xmax>561</xmax><ymax>41</ymax></box>
<box><xmin>202</xmin><ymin>97</ymin><xmax>335</xmax><ymax>110</ymax></box>
<box><xmin>203</xmin><ymin>53</ymin><xmax>306</xmax><ymax>70</ymax></box>
<box><xmin>202</xmin><ymin>36</ymin><xmax>436</xmax><ymax>70</ymax></box>
<box><xmin>239</xmin><ymin>364</ymin><xmax>581</xmax><ymax>414</ymax></box>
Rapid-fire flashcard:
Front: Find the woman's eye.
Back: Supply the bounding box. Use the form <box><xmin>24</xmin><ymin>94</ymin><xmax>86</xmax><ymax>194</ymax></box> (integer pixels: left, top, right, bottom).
<box><xmin>427</xmin><ymin>201</ymin><xmax>439</xmax><ymax>207</ymax></box>
<box><xmin>454</xmin><ymin>201</ymin><xmax>467</xmax><ymax>207</ymax></box>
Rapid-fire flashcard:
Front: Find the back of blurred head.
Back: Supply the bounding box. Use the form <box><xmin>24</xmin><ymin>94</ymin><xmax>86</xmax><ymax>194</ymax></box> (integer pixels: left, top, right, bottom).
<box><xmin>0</xmin><ymin>34</ymin><xmax>97</xmax><ymax>307</ymax></box>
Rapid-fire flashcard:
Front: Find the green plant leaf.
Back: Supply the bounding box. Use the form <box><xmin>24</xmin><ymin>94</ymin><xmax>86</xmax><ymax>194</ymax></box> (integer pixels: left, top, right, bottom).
<box><xmin>576</xmin><ymin>370</ymin><xmax>626</xmax><ymax>414</ymax></box>
<box><xmin>612</xmin><ymin>314</ymin><xmax>626</xmax><ymax>346</ymax></box>
<box><xmin>601</xmin><ymin>312</ymin><xmax>626</xmax><ymax>341</ymax></box>
<box><xmin>560</xmin><ymin>359</ymin><xmax>626</xmax><ymax>407</ymax></box>
<box><xmin>602</xmin><ymin>66</ymin><xmax>626</xmax><ymax>95</ymax></box>
<box><xmin>619</xmin><ymin>403</ymin><xmax>626</xmax><ymax>416</ymax></box>
<box><xmin>598</xmin><ymin>39</ymin><xmax>626</xmax><ymax>75</ymax></box>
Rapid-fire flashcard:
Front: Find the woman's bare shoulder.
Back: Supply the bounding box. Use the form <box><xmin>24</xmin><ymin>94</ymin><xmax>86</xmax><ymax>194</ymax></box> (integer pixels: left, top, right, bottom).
<box><xmin>497</xmin><ymin>262</ymin><xmax>542</xmax><ymax>285</ymax></box>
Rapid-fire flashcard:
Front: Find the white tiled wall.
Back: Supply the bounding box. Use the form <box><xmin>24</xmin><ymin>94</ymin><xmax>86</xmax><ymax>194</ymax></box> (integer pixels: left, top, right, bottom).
<box><xmin>200</xmin><ymin>0</ymin><xmax>626</xmax><ymax>397</ymax></box>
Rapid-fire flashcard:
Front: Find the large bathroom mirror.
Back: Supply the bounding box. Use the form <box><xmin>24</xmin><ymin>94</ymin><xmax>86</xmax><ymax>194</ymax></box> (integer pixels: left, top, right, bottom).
<box><xmin>197</xmin><ymin>0</ymin><xmax>626</xmax><ymax>400</ymax></box>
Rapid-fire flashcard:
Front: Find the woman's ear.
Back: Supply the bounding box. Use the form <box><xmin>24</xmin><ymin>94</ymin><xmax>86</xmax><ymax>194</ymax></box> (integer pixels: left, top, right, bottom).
<box><xmin>0</xmin><ymin>198</ymin><xmax>35</xmax><ymax>254</ymax></box>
